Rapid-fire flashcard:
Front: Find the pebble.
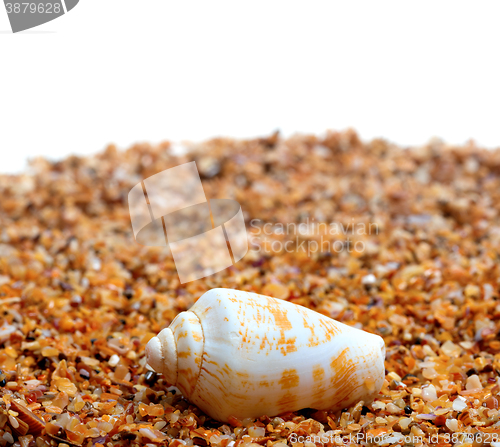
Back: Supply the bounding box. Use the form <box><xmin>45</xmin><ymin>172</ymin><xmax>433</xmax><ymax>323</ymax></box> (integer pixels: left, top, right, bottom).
<box><xmin>445</xmin><ymin>418</ymin><xmax>459</xmax><ymax>432</ymax></box>
<box><xmin>422</xmin><ymin>368</ymin><xmax>438</xmax><ymax>379</ymax></box>
<box><xmin>108</xmin><ymin>354</ymin><xmax>120</xmax><ymax>367</ymax></box>
<box><xmin>144</xmin><ymin>371</ymin><xmax>158</xmax><ymax>386</ymax></box>
<box><xmin>386</xmin><ymin>403</ymin><xmax>402</xmax><ymax>414</ymax></box>
<box><xmin>440</xmin><ymin>340</ymin><xmax>461</xmax><ymax>357</ymax></box>
<box><xmin>465</xmin><ymin>374</ymin><xmax>482</xmax><ymax>390</ymax></box>
<box><xmin>421</xmin><ymin>384</ymin><xmax>437</xmax><ymax>402</ymax></box>
<box><xmin>41</xmin><ymin>347</ymin><xmax>59</xmax><ymax>357</ymax></box>
<box><xmin>248</xmin><ymin>426</ymin><xmax>266</xmax><ymax>437</ymax></box>
<box><xmin>399</xmin><ymin>417</ymin><xmax>412</xmax><ymax>430</ymax></box>
<box><xmin>361</xmin><ymin>274</ymin><xmax>377</xmax><ymax>285</ymax></box>
<box><xmin>2</xmin><ymin>432</ymin><xmax>14</xmax><ymax>444</ymax></box>
<box><xmin>452</xmin><ymin>396</ymin><xmax>467</xmax><ymax>412</ymax></box>
<box><xmin>371</xmin><ymin>401</ymin><xmax>386</xmax><ymax>410</ymax></box>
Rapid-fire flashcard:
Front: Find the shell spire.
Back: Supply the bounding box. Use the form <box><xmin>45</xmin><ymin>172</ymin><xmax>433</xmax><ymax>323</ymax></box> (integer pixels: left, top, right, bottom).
<box><xmin>146</xmin><ymin>310</ymin><xmax>204</xmax><ymax>396</ymax></box>
<box><xmin>146</xmin><ymin>288</ymin><xmax>386</xmax><ymax>422</ymax></box>
<box><xmin>145</xmin><ymin>327</ymin><xmax>177</xmax><ymax>385</ymax></box>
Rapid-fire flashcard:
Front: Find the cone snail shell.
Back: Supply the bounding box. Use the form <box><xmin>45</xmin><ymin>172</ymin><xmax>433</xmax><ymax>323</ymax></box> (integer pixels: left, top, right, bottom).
<box><xmin>146</xmin><ymin>288</ymin><xmax>385</xmax><ymax>422</ymax></box>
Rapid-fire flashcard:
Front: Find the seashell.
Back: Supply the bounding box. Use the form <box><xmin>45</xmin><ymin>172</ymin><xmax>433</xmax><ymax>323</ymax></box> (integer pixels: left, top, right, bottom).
<box><xmin>9</xmin><ymin>400</ymin><xmax>46</xmax><ymax>435</ymax></box>
<box><xmin>8</xmin><ymin>415</ymin><xmax>29</xmax><ymax>437</ymax></box>
<box><xmin>146</xmin><ymin>288</ymin><xmax>385</xmax><ymax>422</ymax></box>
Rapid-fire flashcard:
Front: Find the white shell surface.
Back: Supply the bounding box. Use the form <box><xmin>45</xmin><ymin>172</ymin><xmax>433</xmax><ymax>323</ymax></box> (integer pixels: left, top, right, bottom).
<box><xmin>169</xmin><ymin>311</ymin><xmax>204</xmax><ymax>397</ymax></box>
<box><xmin>147</xmin><ymin>288</ymin><xmax>385</xmax><ymax>422</ymax></box>
<box><xmin>145</xmin><ymin>328</ymin><xmax>176</xmax><ymax>384</ymax></box>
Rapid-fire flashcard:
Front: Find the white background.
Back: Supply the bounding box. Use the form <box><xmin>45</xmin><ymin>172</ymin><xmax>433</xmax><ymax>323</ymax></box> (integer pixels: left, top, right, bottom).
<box><xmin>1</xmin><ymin>1</ymin><xmax>499</xmax><ymax>173</ymax></box>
